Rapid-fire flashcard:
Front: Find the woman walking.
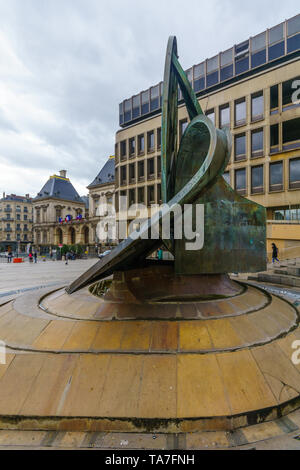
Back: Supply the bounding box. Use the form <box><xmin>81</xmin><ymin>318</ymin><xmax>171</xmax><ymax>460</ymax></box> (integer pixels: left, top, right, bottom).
<box><xmin>271</xmin><ymin>243</ymin><xmax>279</xmax><ymax>264</ymax></box>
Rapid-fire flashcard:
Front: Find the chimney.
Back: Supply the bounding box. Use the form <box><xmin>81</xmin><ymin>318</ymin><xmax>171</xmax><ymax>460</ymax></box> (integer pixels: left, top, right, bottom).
<box><xmin>25</xmin><ymin>194</ymin><xmax>29</xmax><ymax>198</ymax></box>
<box><xmin>2</xmin><ymin>192</ymin><xmax>5</xmax><ymax>199</ymax></box>
<box><xmin>59</xmin><ymin>170</ymin><xmax>67</xmax><ymax>178</ymax></box>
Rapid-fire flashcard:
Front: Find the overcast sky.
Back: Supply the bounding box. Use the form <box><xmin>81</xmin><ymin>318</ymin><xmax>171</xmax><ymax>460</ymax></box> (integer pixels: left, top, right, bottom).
<box><xmin>0</xmin><ymin>0</ymin><xmax>298</xmax><ymax>197</ymax></box>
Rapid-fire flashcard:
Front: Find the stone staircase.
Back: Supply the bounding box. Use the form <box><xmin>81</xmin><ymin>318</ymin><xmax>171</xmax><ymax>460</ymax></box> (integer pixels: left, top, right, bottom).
<box><xmin>248</xmin><ymin>262</ymin><xmax>300</xmax><ymax>288</ymax></box>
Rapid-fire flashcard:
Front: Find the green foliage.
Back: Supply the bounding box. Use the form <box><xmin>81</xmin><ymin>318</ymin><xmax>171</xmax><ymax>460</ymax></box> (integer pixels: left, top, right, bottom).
<box><xmin>60</xmin><ymin>244</ymin><xmax>69</xmax><ymax>255</ymax></box>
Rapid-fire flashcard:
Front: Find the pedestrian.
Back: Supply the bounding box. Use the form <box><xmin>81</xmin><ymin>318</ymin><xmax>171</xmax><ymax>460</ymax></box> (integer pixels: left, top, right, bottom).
<box><xmin>271</xmin><ymin>243</ymin><xmax>279</xmax><ymax>264</ymax></box>
<box><xmin>157</xmin><ymin>248</ymin><xmax>163</xmax><ymax>260</ymax></box>
<box><xmin>7</xmin><ymin>252</ymin><xmax>12</xmax><ymax>263</ymax></box>
<box><xmin>34</xmin><ymin>252</ymin><xmax>37</xmax><ymax>263</ymax></box>
<box><xmin>65</xmin><ymin>252</ymin><xmax>69</xmax><ymax>265</ymax></box>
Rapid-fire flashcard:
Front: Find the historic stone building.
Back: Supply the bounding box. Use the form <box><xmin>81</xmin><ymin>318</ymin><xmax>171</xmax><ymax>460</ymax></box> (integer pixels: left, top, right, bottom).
<box><xmin>32</xmin><ymin>170</ymin><xmax>88</xmax><ymax>253</ymax></box>
<box><xmin>0</xmin><ymin>194</ymin><xmax>33</xmax><ymax>253</ymax></box>
<box><xmin>115</xmin><ymin>13</ymin><xmax>300</xmax><ymax>259</ymax></box>
<box><xmin>87</xmin><ymin>155</ymin><xmax>116</xmax><ymax>251</ymax></box>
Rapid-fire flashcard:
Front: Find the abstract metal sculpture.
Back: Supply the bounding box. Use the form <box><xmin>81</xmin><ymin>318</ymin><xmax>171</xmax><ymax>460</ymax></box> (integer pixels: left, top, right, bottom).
<box><xmin>67</xmin><ymin>36</ymin><xmax>266</xmax><ymax>294</ymax></box>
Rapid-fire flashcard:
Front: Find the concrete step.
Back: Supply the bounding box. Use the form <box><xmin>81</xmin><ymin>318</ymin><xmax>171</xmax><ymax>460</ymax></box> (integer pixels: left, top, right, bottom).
<box><xmin>254</xmin><ymin>272</ymin><xmax>300</xmax><ymax>287</ymax></box>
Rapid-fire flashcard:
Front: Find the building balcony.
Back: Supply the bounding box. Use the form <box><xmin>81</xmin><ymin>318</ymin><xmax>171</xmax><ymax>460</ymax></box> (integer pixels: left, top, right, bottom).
<box><xmin>4</xmin><ymin>228</ymin><xmax>12</xmax><ymax>232</ymax></box>
<box><xmin>2</xmin><ymin>217</ymin><xmax>14</xmax><ymax>221</ymax></box>
<box><xmin>4</xmin><ymin>208</ymin><xmax>12</xmax><ymax>212</ymax></box>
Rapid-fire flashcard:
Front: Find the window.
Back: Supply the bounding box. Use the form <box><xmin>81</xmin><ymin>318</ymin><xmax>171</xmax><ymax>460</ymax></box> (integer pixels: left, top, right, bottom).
<box><xmin>251</xmin><ymin>128</ymin><xmax>264</xmax><ymax>158</ymax></box>
<box><xmin>147</xmin><ymin>158</ymin><xmax>155</xmax><ymax>179</ymax></box>
<box><xmin>24</xmin><ymin>234</ymin><xmax>28</xmax><ymax>241</ymax></box>
<box><xmin>235</xmin><ymin>98</ymin><xmax>246</xmax><ymax>126</ymax></box>
<box><xmin>132</xmin><ymin>95</ymin><xmax>140</xmax><ymax>119</ymax></box>
<box><xmin>180</xmin><ymin>119</ymin><xmax>188</xmax><ymax>138</ymax></box>
<box><xmin>138</xmin><ymin>161</ymin><xmax>144</xmax><ymax>180</ymax></box>
<box><xmin>270</xmin><ymin>124</ymin><xmax>279</xmax><ymax>153</ymax></box>
<box><xmin>270</xmin><ymin>85</ymin><xmax>279</xmax><ymax>112</ymax></box>
<box><xmin>150</xmin><ymin>85</ymin><xmax>159</xmax><ymax>111</ymax></box>
<box><xmin>220</xmin><ymin>48</ymin><xmax>233</xmax><ymax>82</ymax></box>
<box><xmin>17</xmin><ymin>214</ymin><xmax>20</xmax><ymax>220</ymax></box>
<box><xmin>55</xmin><ymin>209</ymin><xmax>61</xmax><ymax>221</ymax></box>
<box><xmin>235</xmin><ymin>41</ymin><xmax>249</xmax><ymax>75</ymax></box>
<box><xmin>251</xmin><ymin>92</ymin><xmax>264</xmax><ymax>121</ymax></box>
<box><xmin>235</xmin><ymin>168</ymin><xmax>246</xmax><ymax>195</ymax></box>
<box><xmin>223</xmin><ymin>172</ymin><xmax>230</xmax><ymax>185</ymax></box>
<box><xmin>251</xmin><ymin>32</ymin><xmax>266</xmax><ymax>68</ymax></box>
<box><xmin>206</xmin><ymin>109</ymin><xmax>215</xmax><ymax>125</ymax></box>
<box><xmin>120</xmin><ymin>140</ymin><xmax>127</xmax><ymax>159</ymax></box>
<box><xmin>6</xmin><ymin>234</ymin><xmax>10</xmax><ymax>240</ymax></box>
<box><xmin>36</xmin><ymin>209</ymin><xmax>40</xmax><ymax>223</ymax></box>
<box><xmin>251</xmin><ymin>165</ymin><xmax>264</xmax><ymax>194</ymax></box>
<box><xmin>138</xmin><ymin>187</ymin><xmax>144</xmax><ymax>203</ymax></box>
<box><xmin>283</xmin><ymin>117</ymin><xmax>300</xmax><ymax>150</ymax></box>
<box><xmin>119</xmin><ymin>103</ymin><xmax>123</xmax><ymax>126</ymax></box>
<box><xmin>268</xmin><ymin>23</ymin><xmax>285</xmax><ymax>61</ymax></box>
<box><xmin>287</xmin><ymin>14</ymin><xmax>300</xmax><ymax>53</ymax></box>
<box><xmin>124</xmin><ymin>99</ymin><xmax>131</xmax><ymax>122</ymax></box>
<box><xmin>157</xmin><ymin>128</ymin><xmax>161</xmax><ymax>149</ymax></box>
<box><xmin>141</xmin><ymin>90</ymin><xmax>149</xmax><ymax>115</ymax></box>
<box><xmin>129</xmin><ymin>137</ymin><xmax>135</xmax><ymax>156</ymax></box>
<box><xmin>120</xmin><ymin>166</ymin><xmax>127</xmax><ymax>185</ymax></box>
<box><xmin>269</xmin><ymin>161</ymin><xmax>283</xmax><ymax>192</ymax></box>
<box><xmin>193</xmin><ymin>62</ymin><xmax>205</xmax><ymax>92</ymax></box>
<box><xmin>157</xmin><ymin>155</ymin><xmax>161</xmax><ymax>176</ymax></box>
<box><xmin>206</xmin><ymin>55</ymin><xmax>219</xmax><ymax>87</ymax></box>
<box><xmin>147</xmin><ymin>185</ymin><xmax>155</xmax><ymax>205</ymax></box>
<box><xmin>219</xmin><ymin>104</ymin><xmax>230</xmax><ymax>127</ymax></box>
<box><xmin>24</xmin><ymin>214</ymin><xmax>27</xmax><ymax>220</ymax></box>
<box><xmin>157</xmin><ymin>184</ymin><xmax>162</xmax><ymax>203</ymax></box>
<box><xmin>157</xmin><ymin>184</ymin><xmax>162</xmax><ymax>204</ymax></box>
<box><xmin>234</xmin><ymin>133</ymin><xmax>246</xmax><ymax>161</ymax></box>
<box><xmin>289</xmin><ymin>158</ymin><xmax>300</xmax><ymax>189</ymax></box>
<box><xmin>138</xmin><ymin>134</ymin><xmax>145</xmax><ymax>154</ymax></box>
<box><xmin>129</xmin><ymin>163</ymin><xmax>135</xmax><ymax>183</ymax></box>
<box><xmin>147</xmin><ymin>131</ymin><xmax>155</xmax><ymax>152</ymax></box>
<box><xmin>282</xmin><ymin>76</ymin><xmax>300</xmax><ymax>109</ymax></box>
<box><xmin>129</xmin><ymin>189</ymin><xmax>136</xmax><ymax>206</ymax></box>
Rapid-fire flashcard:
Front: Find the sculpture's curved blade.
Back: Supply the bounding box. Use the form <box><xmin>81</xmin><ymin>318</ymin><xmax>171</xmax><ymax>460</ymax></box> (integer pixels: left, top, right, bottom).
<box><xmin>67</xmin><ymin>115</ymin><xmax>230</xmax><ymax>294</ymax></box>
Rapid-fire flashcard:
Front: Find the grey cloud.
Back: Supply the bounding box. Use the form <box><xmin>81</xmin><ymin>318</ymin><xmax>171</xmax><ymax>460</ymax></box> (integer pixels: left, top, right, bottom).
<box><xmin>0</xmin><ymin>0</ymin><xmax>298</xmax><ymax>196</ymax></box>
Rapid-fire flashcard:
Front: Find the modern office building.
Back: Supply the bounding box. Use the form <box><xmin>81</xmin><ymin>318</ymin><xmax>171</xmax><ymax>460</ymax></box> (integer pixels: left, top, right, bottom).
<box><xmin>0</xmin><ymin>194</ymin><xmax>33</xmax><ymax>253</ymax></box>
<box><xmin>115</xmin><ymin>13</ymin><xmax>300</xmax><ymax>259</ymax></box>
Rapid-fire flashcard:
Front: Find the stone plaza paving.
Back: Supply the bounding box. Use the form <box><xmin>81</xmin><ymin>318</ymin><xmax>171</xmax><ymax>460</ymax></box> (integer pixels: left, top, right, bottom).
<box><xmin>0</xmin><ymin>258</ymin><xmax>97</xmax><ymax>298</ymax></box>
<box><xmin>1</xmin><ymin>259</ymin><xmax>300</xmax><ymax>449</ymax></box>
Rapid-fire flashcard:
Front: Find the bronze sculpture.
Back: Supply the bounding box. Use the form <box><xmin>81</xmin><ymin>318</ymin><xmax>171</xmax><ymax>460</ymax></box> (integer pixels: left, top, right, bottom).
<box><xmin>67</xmin><ymin>36</ymin><xmax>266</xmax><ymax>294</ymax></box>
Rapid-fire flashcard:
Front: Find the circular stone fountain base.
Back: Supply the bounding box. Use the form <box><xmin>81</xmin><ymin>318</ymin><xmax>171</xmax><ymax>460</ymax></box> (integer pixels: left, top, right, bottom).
<box><xmin>0</xmin><ymin>266</ymin><xmax>299</xmax><ymax>434</ymax></box>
